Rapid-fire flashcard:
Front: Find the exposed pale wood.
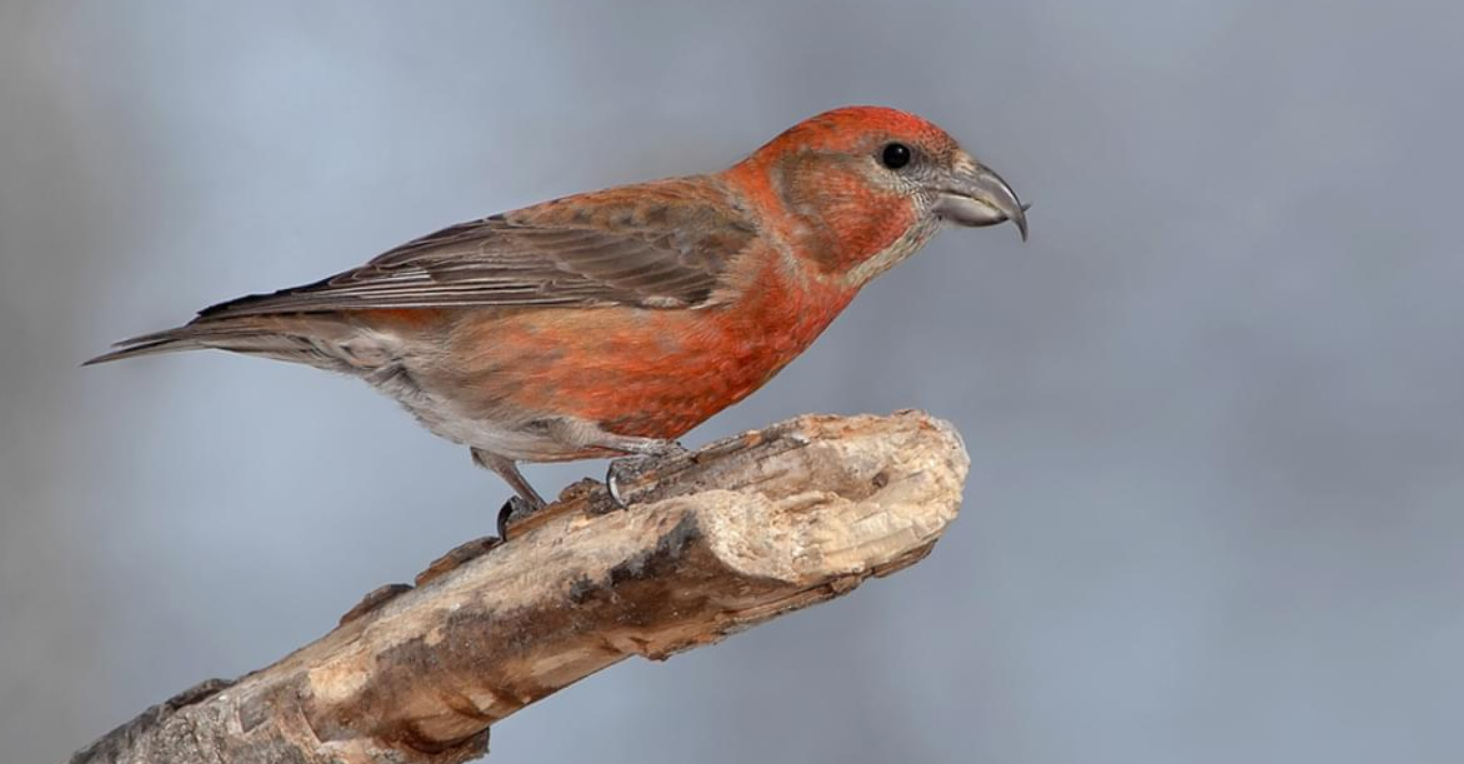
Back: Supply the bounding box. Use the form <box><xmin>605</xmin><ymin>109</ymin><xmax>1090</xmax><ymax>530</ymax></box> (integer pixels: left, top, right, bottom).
<box><xmin>67</xmin><ymin>410</ymin><xmax>969</xmax><ymax>764</ymax></box>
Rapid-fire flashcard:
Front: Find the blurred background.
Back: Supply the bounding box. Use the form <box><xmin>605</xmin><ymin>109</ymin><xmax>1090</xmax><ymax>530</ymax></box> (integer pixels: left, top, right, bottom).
<box><xmin>3</xmin><ymin>1</ymin><xmax>1462</xmax><ymax>762</ymax></box>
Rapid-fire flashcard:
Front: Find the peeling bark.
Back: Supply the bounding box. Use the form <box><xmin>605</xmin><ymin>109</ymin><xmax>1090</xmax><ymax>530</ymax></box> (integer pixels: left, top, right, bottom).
<box><xmin>66</xmin><ymin>410</ymin><xmax>970</xmax><ymax>764</ymax></box>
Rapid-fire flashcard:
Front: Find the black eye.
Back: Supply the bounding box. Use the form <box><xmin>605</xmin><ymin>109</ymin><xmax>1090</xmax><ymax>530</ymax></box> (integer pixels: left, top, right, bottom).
<box><xmin>880</xmin><ymin>142</ymin><xmax>912</xmax><ymax>169</ymax></box>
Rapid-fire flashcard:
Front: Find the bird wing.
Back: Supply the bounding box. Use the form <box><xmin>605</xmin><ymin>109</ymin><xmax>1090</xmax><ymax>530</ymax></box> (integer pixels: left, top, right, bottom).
<box><xmin>197</xmin><ymin>178</ymin><xmax>758</xmax><ymax>320</ymax></box>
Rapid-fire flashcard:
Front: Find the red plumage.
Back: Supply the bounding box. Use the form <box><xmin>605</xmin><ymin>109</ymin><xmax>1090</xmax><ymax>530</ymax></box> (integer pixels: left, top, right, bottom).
<box><xmin>89</xmin><ymin>106</ymin><xmax>1027</xmax><ymax>510</ymax></box>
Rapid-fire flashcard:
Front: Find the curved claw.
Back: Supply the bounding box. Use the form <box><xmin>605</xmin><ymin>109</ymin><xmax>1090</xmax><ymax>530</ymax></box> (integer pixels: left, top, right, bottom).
<box><xmin>606</xmin><ymin>467</ymin><xmax>627</xmax><ymax>508</ymax></box>
<box><xmin>604</xmin><ymin>449</ymin><xmax>681</xmax><ymax>509</ymax></box>
<box><xmin>496</xmin><ymin>496</ymin><xmax>538</xmax><ymax>540</ymax></box>
<box><xmin>605</xmin><ymin>459</ymin><xmax>642</xmax><ymax>510</ymax></box>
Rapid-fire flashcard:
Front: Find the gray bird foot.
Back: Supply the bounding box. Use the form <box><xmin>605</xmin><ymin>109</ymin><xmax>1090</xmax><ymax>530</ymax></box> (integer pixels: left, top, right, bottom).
<box><xmin>605</xmin><ymin>440</ymin><xmax>687</xmax><ymax>509</ymax></box>
<box><xmin>497</xmin><ymin>495</ymin><xmax>545</xmax><ymax>540</ymax></box>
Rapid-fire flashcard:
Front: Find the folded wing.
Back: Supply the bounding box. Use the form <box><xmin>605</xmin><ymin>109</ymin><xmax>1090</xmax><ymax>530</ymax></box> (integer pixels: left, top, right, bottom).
<box><xmin>199</xmin><ymin>177</ymin><xmax>758</xmax><ymax>319</ymax></box>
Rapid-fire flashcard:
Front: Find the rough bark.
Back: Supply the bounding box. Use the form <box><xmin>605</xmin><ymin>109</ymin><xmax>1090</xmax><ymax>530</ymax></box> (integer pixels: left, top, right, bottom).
<box><xmin>67</xmin><ymin>410</ymin><xmax>970</xmax><ymax>764</ymax></box>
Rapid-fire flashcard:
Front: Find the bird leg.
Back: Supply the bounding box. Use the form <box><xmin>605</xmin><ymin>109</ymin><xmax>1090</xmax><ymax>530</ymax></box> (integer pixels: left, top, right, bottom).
<box><xmin>470</xmin><ymin>448</ymin><xmax>547</xmax><ymax>538</ymax></box>
<box><xmin>530</xmin><ymin>419</ymin><xmax>689</xmax><ymax>508</ymax></box>
<box><xmin>590</xmin><ymin>435</ymin><xmax>688</xmax><ymax>508</ymax></box>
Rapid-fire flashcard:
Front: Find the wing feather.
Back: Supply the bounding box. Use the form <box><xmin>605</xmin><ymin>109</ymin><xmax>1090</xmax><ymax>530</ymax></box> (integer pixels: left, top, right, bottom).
<box><xmin>198</xmin><ymin>177</ymin><xmax>756</xmax><ymax>319</ymax></box>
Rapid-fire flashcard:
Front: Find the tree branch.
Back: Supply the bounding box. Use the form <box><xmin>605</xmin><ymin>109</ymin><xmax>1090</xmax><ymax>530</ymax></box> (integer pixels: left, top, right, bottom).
<box><xmin>67</xmin><ymin>410</ymin><xmax>970</xmax><ymax>764</ymax></box>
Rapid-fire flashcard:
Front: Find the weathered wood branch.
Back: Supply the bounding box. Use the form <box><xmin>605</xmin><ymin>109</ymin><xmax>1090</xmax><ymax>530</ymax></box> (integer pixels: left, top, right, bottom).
<box><xmin>67</xmin><ymin>410</ymin><xmax>970</xmax><ymax>764</ymax></box>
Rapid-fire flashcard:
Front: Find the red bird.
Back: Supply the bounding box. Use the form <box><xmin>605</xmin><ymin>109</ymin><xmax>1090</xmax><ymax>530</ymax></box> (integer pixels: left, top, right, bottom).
<box><xmin>90</xmin><ymin>106</ymin><xmax>1026</xmax><ymax>527</ymax></box>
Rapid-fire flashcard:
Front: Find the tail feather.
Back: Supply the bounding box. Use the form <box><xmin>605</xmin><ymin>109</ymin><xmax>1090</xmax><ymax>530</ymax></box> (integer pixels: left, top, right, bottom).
<box><xmin>84</xmin><ymin>329</ymin><xmax>210</xmax><ymax>365</ymax></box>
<box><xmin>84</xmin><ymin>316</ymin><xmax>362</xmax><ymax>369</ymax></box>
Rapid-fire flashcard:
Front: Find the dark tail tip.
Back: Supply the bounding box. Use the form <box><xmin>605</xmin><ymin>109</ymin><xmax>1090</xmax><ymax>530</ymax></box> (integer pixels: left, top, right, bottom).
<box><xmin>83</xmin><ymin>329</ymin><xmax>199</xmax><ymax>366</ymax></box>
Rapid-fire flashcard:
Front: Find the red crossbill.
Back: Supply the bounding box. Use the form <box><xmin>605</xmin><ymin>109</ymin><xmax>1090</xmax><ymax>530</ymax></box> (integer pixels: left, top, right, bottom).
<box><xmin>89</xmin><ymin>106</ymin><xmax>1027</xmax><ymax>527</ymax></box>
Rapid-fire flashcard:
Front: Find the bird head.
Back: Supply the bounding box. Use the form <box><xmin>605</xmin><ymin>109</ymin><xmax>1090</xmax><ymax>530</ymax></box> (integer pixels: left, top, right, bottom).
<box><xmin>730</xmin><ymin>106</ymin><xmax>1027</xmax><ymax>285</ymax></box>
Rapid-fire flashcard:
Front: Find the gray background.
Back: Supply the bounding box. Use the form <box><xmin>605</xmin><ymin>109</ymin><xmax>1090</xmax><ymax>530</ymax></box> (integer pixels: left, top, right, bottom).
<box><xmin>3</xmin><ymin>1</ymin><xmax>1461</xmax><ymax>762</ymax></box>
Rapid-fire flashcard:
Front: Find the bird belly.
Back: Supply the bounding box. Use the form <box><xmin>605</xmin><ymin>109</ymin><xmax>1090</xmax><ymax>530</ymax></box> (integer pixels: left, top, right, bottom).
<box><xmin>435</xmin><ymin>281</ymin><xmax>854</xmax><ymax>458</ymax></box>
